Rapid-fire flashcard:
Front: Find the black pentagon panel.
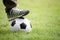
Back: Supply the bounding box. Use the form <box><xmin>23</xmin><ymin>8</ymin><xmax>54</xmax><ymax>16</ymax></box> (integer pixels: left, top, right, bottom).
<box><xmin>11</xmin><ymin>21</ymin><xmax>16</xmax><ymax>27</ymax></box>
<box><xmin>30</xmin><ymin>23</ymin><xmax>32</xmax><ymax>28</ymax></box>
<box><xmin>20</xmin><ymin>23</ymin><xmax>26</xmax><ymax>29</ymax></box>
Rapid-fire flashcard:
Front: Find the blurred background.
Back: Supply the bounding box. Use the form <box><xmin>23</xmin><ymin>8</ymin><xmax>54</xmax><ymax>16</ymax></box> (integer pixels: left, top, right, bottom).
<box><xmin>0</xmin><ymin>0</ymin><xmax>60</xmax><ymax>40</ymax></box>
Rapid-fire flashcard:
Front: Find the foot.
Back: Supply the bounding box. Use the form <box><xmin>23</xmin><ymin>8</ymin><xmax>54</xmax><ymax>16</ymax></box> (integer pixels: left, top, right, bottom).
<box><xmin>7</xmin><ymin>8</ymin><xmax>29</xmax><ymax>21</ymax></box>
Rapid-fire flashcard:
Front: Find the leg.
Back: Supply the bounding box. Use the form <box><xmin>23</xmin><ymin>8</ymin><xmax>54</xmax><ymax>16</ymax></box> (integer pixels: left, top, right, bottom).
<box><xmin>3</xmin><ymin>0</ymin><xmax>17</xmax><ymax>9</ymax></box>
<box><xmin>3</xmin><ymin>0</ymin><xmax>29</xmax><ymax>21</ymax></box>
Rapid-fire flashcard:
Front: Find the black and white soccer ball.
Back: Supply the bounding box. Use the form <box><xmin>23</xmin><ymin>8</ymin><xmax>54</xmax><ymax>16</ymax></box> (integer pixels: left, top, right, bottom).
<box><xmin>10</xmin><ymin>17</ymin><xmax>32</xmax><ymax>32</ymax></box>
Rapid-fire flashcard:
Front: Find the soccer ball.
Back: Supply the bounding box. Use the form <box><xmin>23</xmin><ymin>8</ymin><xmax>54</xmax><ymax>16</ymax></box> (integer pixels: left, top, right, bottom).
<box><xmin>10</xmin><ymin>17</ymin><xmax>32</xmax><ymax>32</ymax></box>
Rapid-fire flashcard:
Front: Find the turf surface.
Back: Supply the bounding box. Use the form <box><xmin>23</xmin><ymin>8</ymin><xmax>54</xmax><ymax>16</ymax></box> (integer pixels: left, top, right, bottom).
<box><xmin>0</xmin><ymin>0</ymin><xmax>60</xmax><ymax>40</ymax></box>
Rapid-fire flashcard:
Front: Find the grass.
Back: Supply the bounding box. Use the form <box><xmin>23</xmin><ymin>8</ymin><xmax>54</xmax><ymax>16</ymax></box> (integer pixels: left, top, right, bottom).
<box><xmin>0</xmin><ymin>0</ymin><xmax>60</xmax><ymax>40</ymax></box>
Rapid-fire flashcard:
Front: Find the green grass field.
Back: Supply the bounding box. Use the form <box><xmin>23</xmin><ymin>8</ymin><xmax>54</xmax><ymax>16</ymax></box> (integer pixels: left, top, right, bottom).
<box><xmin>0</xmin><ymin>0</ymin><xmax>60</xmax><ymax>40</ymax></box>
